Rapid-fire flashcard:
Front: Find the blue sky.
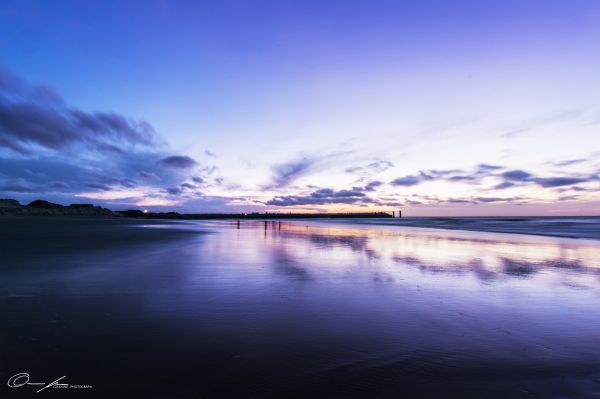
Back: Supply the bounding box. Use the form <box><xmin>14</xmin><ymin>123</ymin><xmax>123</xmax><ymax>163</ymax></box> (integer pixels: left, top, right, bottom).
<box><xmin>1</xmin><ymin>0</ymin><xmax>599</xmax><ymax>215</ymax></box>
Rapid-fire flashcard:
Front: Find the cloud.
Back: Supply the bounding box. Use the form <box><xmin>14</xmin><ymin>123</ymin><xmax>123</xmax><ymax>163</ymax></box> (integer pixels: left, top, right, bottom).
<box><xmin>553</xmin><ymin>159</ymin><xmax>586</xmax><ymax>167</ymax></box>
<box><xmin>199</xmin><ymin>165</ymin><xmax>217</xmax><ymax>175</ymax></box>
<box><xmin>166</xmin><ymin>187</ymin><xmax>182</xmax><ymax>195</ymax></box>
<box><xmin>86</xmin><ymin>183</ymin><xmax>112</xmax><ymax>191</ymax></box>
<box><xmin>493</xmin><ymin>181</ymin><xmax>516</xmax><ymax>190</ymax></box>
<box><xmin>345</xmin><ymin>160</ymin><xmax>394</xmax><ymax>174</ymax></box>
<box><xmin>49</xmin><ymin>181</ymin><xmax>69</xmax><ymax>189</ymax></box>
<box><xmin>271</xmin><ymin>156</ymin><xmax>314</xmax><ymax>188</ymax></box>
<box><xmin>532</xmin><ymin>177</ymin><xmax>589</xmax><ymax>188</ymax></box>
<box><xmin>501</xmin><ymin>170</ymin><xmax>533</xmax><ymax>181</ymax></box>
<box><xmin>266</xmin><ymin>188</ymin><xmax>369</xmax><ymax>206</ymax></box>
<box><xmin>390</xmin><ymin>165</ymin><xmax>505</xmax><ymax>187</ymax></box>
<box><xmin>158</xmin><ymin>155</ymin><xmax>198</xmax><ymax>169</ymax></box>
<box><xmin>139</xmin><ymin>171</ymin><xmax>159</xmax><ymax>180</ymax></box>
<box><xmin>559</xmin><ymin>195</ymin><xmax>579</xmax><ymax>201</ymax></box>
<box><xmin>477</xmin><ymin>164</ymin><xmax>504</xmax><ymax>172</ymax></box>
<box><xmin>0</xmin><ymin>178</ymin><xmax>35</xmax><ymax>193</ymax></box>
<box><xmin>0</xmin><ymin>66</ymin><xmax>154</xmax><ymax>154</ymax></box>
<box><xmin>363</xmin><ymin>181</ymin><xmax>383</xmax><ymax>191</ymax></box>
<box><xmin>120</xmin><ymin>178</ymin><xmax>137</xmax><ymax>188</ymax></box>
<box><xmin>390</xmin><ymin>175</ymin><xmax>423</xmax><ymax>187</ymax></box>
<box><xmin>0</xmin><ymin>67</ymin><xmax>209</xmax><ymax>209</ymax></box>
<box><xmin>495</xmin><ymin>169</ymin><xmax>593</xmax><ymax>189</ymax></box>
<box><xmin>269</xmin><ymin>151</ymin><xmax>353</xmax><ymax>188</ymax></box>
<box><xmin>404</xmin><ymin>194</ymin><xmax>525</xmax><ymax>206</ymax></box>
<box><xmin>472</xmin><ymin>196</ymin><xmax>513</xmax><ymax>203</ymax></box>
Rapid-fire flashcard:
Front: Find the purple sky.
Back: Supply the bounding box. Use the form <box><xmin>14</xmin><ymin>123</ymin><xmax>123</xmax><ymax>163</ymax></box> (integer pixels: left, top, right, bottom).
<box><xmin>0</xmin><ymin>0</ymin><xmax>599</xmax><ymax>215</ymax></box>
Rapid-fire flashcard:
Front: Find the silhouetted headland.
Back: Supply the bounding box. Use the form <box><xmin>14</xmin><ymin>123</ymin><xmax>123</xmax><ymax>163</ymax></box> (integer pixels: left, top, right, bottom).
<box><xmin>0</xmin><ymin>198</ymin><xmax>114</xmax><ymax>216</ymax></box>
<box><xmin>0</xmin><ymin>198</ymin><xmax>395</xmax><ymax>219</ymax></box>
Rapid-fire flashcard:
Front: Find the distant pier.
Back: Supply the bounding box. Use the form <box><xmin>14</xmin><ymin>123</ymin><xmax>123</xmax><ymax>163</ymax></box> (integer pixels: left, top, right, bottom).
<box><xmin>118</xmin><ymin>210</ymin><xmax>399</xmax><ymax>220</ymax></box>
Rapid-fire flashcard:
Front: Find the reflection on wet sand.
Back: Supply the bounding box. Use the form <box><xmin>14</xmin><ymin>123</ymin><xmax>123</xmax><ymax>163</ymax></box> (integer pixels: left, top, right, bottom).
<box><xmin>241</xmin><ymin>220</ymin><xmax>600</xmax><ymax>286</ymax></box>
<box><xmin>2</xmin><ymin>218</ymin><xmax>600</xmax><ymax>398</ymax></box>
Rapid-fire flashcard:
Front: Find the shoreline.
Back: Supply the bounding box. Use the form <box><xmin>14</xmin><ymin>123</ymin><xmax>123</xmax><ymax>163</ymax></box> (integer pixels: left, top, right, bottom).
<box><xmin>2</xmin><ymin>211</ymin><xmax>600</xmax><ymax>241</ymax></box>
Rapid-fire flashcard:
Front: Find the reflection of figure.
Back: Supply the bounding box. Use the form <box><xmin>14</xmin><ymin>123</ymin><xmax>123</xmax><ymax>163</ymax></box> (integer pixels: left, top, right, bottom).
<box><xmin>236</xmin><ymin>220</ymin><xmax>240</xmax><ymax>229</ymax></box>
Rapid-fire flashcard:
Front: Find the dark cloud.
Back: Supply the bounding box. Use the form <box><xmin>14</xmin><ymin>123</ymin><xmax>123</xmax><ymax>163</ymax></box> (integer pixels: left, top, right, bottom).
<box><xmin>472</xmin><ymin>196</ymin><xmax>512</xmax><ymax>203</ymax></box>
<box><xmin>390</xmin><ymin>166</ymin><xmax>503</xmax><ymax>187</ymax></box>
<box><xmin>191</xmin><ymin>176</ymin><xmax>204</xmax><ymax>184</ymax></box>
<box><xmin>402</xmin><ymin>193</ymin><xmax>525</xmax><ymax>206</ymax></box>
<box><xmin>86</xmin><ymin>183</ymin><xmax>112</xmax><ymax>191</ymax></box>
<box><xmin>445</xmin><ymin>198</ymin><xmax>474</xmax><ymax>204</ymax></box>
<box><xmin>557</xmin><ymin>186</ymin><xmax>592</xmax><ymax>193</ymax></box>
<box><xmin>363</xmin><ymin>181</ymin><xmax>383</xmax><ymax>191</ymax></box>
<box><xmin>532</xmin><ymin>177</ymin><xmax>589</xmax><ymax>188</ymax></box>
<box><xmin>501</xmin><ymin>170</ymin><xmax>533</xmax><ymax>181</ymax></box>
<box><xmin>390</xmin><ymin>175</ymin><xmax>422</xmax><ymax>187</ymax></box>
<box><xmin>166</xmin><ymin>187</ymin><xmax>182</xmax><ymax>195</ymax></box>
<box><xmin>477</xmin><ymin>164</ymin><xmax>504</xmax><ymax>171</ymax></box>
<box><xmin>0</xmin><ymin>66</ymin><xmax>216</xmax><ymax>209</ymax></box>
<box><xmin>494</xmin><ymin>181</ymin><xmax>516</xmax><ymax>190</ymax></box>
<box><xmin>164</xmin><ymin>181</ymin><xmax>205</xmax><ymax>197</ymax></box>
<box><xmin>494</xmin><ymin>169</ymin><xmax>594</xmax><ymax>189</ymax></box>
<box><xmin>0</xmin><ymin>66</ymin><xmax>206</xmax><ymax>207</ymax></box>
<box><xmin>0</xmin><ymin>66</ymin><xmax>154</xmax><ymax>154</ymax></box>
<box><xmin>446</xmin><ymin>174</ymin><xmax>479</xmax><ymax>182</ymax></box>
<box><xmin>266</xmin><ymin>188</ymin><xmax>369</xmax><ymax>206</ymax></box>
<box><xmin>386</xmin><ymin>163</ymin><xmax>596</xmax><ymax>206</ymax></box>
<box><xmin>158</xmin><ymin>155</ymin><xmax>198</xmax><ymax>169</ymax></box>
<box><xmin>427</xmin><ymin>169</ymin><xmax>462</xmax><ymax>176</ymax></box>
<box><xmin>0</xmin><ymin>179</ymin><xmax>35</xmax><ymax>193</ymax></box>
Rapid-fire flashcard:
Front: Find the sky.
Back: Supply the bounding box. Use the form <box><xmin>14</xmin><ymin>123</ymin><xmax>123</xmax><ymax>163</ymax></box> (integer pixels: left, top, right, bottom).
<box><xmin>0</xmin><ymin>0</ymin><xmax>599</xmax><ymax>216</ymax></box>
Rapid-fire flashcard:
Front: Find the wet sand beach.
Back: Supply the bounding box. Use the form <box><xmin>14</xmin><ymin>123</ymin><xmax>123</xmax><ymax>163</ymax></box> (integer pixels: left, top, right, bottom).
<box><xmin>2</xmin><ymin>218</ymin><xmax>600</xmax><ymax>398</ymax></box>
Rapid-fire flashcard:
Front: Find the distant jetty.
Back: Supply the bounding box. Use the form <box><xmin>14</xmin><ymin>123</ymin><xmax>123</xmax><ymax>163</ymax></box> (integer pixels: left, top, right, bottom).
<box><xmin>119</xmin><ymin>210</ymin><xmax>394</xmax><ymax>220</ymax></box>
<box><xmin>0</xmin><ymin>198</ymin><xmax>398</xmax><ymax>219</ymax></box>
